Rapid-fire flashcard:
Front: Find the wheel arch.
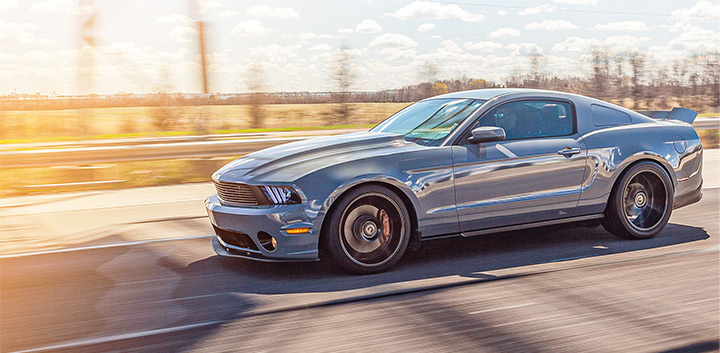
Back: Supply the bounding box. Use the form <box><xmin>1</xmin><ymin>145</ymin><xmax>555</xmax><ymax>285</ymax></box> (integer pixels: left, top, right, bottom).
<box><xmin>611</xmin><ymin>154</ymin><xmax>676</xmax><ymax>192</ymax></box>
<box><xmin>604</xmin><ymin>157</ymin><xmax>674</xmax><ymax>214</ymax></box>
<box><xmin>316</xmin><ymin>180</ymin><xmax>420</xmax><ymax>252</ymax></box>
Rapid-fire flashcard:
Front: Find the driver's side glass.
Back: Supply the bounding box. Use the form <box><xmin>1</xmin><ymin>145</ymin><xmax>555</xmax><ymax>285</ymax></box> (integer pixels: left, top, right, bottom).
<box><xmin>474</xmin><ymin>100</ymin><xmax>574</xmax><ymax>141</ymax></box>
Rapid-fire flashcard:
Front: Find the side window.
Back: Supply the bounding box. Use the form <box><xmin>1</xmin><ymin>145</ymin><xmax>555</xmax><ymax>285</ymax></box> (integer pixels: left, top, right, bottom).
<box><xmin>474</xmin><ymin>100</ymin><xmax>574</xmax><ymax>141</ymax></box>
<box><xmin>591</xmin><ymin>104</ymin><xmax>632</xmax><ymax>126</ymax></box>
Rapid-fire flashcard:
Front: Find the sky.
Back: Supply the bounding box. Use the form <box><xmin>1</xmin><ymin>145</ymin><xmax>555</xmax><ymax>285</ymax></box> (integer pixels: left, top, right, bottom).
<box><xmin>0</xmin><ymin>0</ymin><xmax>719</xmax><ymax>95</ymax></box>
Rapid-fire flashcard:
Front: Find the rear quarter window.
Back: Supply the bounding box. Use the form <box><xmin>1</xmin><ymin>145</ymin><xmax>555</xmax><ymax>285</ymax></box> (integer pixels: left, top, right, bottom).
<box><xmin>591</xmin><ymin>104</ymin><xmax>632</xmax><ymax>126</ymax></box>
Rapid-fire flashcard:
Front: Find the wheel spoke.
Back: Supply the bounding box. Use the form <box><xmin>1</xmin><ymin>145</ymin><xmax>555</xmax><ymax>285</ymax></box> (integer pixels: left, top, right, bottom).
<box><xmin>339</xmin><ymin>193</ymin><xmax>406</xmax><ymax>267</ymax></box>
<box><xmin>623</xmin><ymin>171</ymin><xmax>667</xmax><ymax>231</ymax></box>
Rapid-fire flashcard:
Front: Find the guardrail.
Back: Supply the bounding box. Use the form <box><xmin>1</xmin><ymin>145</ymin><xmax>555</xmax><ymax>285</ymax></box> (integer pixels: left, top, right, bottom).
<box><xmin>1</xmin><ymin>120</ymin><xmax>717</xmax><ymax>169</ymax></box>
<box><xmin>0</xmin><ymin>136</ymin><xmax>312</xmax><ymax>168</ymax></box>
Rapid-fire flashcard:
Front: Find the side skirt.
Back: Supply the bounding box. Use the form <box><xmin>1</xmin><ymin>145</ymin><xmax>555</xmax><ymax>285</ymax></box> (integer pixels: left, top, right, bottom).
<box><xmin>421</xmin><ymin>214</ymin><xmax>605</xmax><ymax>241</ymax></box>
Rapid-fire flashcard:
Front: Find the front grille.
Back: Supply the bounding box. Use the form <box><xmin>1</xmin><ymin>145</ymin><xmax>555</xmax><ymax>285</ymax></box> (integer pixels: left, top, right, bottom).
<box><xmin>213</xmin><ymin>225</ymin><xmax>260</xmax><ymax>251</ymax></box>
<box><xmin>215</xmin><ymin>181</ymin><xmax>259</xmax><ymax>206</ymax></box>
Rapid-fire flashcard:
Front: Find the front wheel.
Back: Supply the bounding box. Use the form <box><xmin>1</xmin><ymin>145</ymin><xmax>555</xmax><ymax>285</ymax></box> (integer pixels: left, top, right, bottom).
<box><xmin>324</xmin><ymin>185</ymin><xmax>411</xmax><ymax>274</ymax></box>
<box><xmin>603</xmin><ymin>161</ymin><xmax>674</xmax><ymax>239</ymax></box>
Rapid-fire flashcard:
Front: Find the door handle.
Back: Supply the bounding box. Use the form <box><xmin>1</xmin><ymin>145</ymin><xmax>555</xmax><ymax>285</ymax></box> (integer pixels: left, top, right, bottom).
<box><xmin>557</xmin><ymin>147</ymin><xmax>582</xmax><ymax>156</ymax></box>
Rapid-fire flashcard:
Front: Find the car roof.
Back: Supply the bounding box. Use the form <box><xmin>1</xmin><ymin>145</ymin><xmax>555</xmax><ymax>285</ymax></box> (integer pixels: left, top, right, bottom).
<box><xmin>426</xmin><ymin>88</ymin><xmax>579</xmax><ymax>101</ymax></box>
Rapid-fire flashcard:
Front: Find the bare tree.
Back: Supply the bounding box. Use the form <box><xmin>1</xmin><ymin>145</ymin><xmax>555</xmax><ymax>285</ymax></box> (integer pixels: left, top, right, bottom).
<box><xmin>421</xmin><ymin>60</ymin><xmax>439</xmax><ymax>82</ymax></box>
<box><xmin>527</xmin><ymin>54</ymin><xmax>545</xmax><ymax>88</ymax></box>
<box><xmin>629</xmin><ymin>52</ymin><xmax>645</xmax><ymax>109</ymax></box>
<box><xmin>612</xmin><ymin>52</ymin><xmax>627</xmax><ymax>99</ymax></box>
<box><xmin>591</xmin><ymin>48</ymin><xmax>611</xmax><ymax>98</ymax></box>
<box><xmin>330</xmin><ymin>47</ymin><xmax>356</xmax><ymax>125</ymax></box>
<box><xmin>246</xmin><ymin>63</ymin><xmax>266</xmax><ymax>128</ymax></box>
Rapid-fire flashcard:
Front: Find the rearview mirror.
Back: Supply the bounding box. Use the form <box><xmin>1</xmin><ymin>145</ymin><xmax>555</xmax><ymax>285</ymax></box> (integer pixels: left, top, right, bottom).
<box><xmin>468</xmin><ymin>126</ymin><xmax>506</xmax><ymax>144</ymax></box>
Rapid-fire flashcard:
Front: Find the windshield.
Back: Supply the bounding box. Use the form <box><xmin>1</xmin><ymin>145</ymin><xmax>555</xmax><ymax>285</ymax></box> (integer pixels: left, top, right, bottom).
<box><xmin>371</xmin><ymin>98</ymin><xmax>486</xmax><ymax>146</ymax></box>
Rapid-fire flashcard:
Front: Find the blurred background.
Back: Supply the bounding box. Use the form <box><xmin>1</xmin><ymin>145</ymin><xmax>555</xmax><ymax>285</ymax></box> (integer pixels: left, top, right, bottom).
<box><xmin>1</xmin><ymin>2</ymin><xmax>719</xmax><ymax>352</ymax></box>
<box><xmin>0</xmin><ymin>0</ymin><xmax>718</xmax><ymax>195</ymax></box>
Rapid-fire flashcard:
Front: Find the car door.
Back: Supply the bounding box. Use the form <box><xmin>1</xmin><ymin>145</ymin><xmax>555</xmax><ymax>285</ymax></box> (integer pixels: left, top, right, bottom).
<box><xmin>451</xmin><ymin>99</ymin><xmax>588</xmax><ymax>233</ymax></box>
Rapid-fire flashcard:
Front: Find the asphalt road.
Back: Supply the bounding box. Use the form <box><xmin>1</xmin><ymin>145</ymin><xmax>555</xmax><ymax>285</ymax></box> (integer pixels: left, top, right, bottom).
<box><xmin>1</xmin><ymin>183</ymin><xmax>718</xmax><ymax>352</ymax></box>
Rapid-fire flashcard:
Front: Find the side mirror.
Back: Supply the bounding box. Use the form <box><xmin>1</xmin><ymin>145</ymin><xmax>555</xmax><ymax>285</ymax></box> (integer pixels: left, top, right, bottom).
<box><xmin>468</xmin><ymin>126</ymin><xmax>506</xmax><ymax>144</ymax></box>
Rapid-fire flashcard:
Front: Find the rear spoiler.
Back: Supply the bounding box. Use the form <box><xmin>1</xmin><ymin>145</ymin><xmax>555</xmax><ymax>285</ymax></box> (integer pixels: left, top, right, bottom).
<box><xmin>637</xmin><ymin>107</ymin><xmax>698</xmax><ymax>124</ymax></box>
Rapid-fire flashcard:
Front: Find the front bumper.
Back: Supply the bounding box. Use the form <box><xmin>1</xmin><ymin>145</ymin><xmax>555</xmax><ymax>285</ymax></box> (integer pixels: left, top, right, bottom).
<box><xmin>205</xmin><ymin>194</ymin><xmax>320</xmax><ymax>261</ymax></box>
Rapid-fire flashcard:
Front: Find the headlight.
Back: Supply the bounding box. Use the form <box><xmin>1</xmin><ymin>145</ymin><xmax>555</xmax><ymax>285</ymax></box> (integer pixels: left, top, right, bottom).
<box><xmin>262</xmin><ymin>185</ymin><xmax>301</xmax><ymax>204</ymax></box>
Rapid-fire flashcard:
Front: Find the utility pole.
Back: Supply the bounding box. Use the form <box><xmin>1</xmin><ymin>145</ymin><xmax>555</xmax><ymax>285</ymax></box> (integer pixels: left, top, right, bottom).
<box><xmin>78</xmin><ymin>0</ymin><xmax>94</xmax><ymax>95</ymax></box>
<box><xmin>197</xmin><ymin>20</ymin><xmax>209</xmax><ymax>95</ymax></box>
<box><xmin>189</xmin><ymin>0</ymin><xmax>211</xmax><ymax>132</ymax></box>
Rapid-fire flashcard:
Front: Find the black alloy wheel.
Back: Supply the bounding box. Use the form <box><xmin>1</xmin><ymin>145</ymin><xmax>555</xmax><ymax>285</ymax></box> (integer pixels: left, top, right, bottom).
<box><xmin>324</xmin><ymin>185</ymin><xmax>411</xmax><ymax>274</ymax></box>
<box><xmin>603</xmin><ymin>161</ymin><xmax>674</xmax><ymax>239</ymax></box>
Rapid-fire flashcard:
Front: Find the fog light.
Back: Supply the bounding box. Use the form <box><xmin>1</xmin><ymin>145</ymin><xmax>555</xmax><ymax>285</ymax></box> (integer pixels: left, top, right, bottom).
<box><xmin>257</xmin><ymin>231</ymin><xmax>276</xmax><ymax>252</ymax></box>
<box><xmin>285</xmin><ymin>228</ymin><xmax>310</xmax><ymax>234</ymax></box>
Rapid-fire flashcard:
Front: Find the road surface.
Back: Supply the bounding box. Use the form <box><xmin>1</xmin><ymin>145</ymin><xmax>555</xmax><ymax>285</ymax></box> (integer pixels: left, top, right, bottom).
<box><xmin>0</xmin><ymin>153</ymin><xmax>718</xmax><ymax>352</ymax></box>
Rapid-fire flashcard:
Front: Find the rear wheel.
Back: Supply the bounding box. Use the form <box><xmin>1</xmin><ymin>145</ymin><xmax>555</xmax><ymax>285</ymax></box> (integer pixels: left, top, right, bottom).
<box><xmin>324</xmin><ymin>185</ymin><xmax>411</xmax><ymax>274</ymax></box>
<box><xmin>603</xmin><ymin>161</ymin><xmax>673</xmax><ymax>239</ymax></box>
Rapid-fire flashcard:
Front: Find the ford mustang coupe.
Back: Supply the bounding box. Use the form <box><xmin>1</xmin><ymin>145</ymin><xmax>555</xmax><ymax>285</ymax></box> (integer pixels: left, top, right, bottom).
<box><xmin>206</xmin><ymin>88</ymin><xmax>703</xmax><ymax>274</ymax></box>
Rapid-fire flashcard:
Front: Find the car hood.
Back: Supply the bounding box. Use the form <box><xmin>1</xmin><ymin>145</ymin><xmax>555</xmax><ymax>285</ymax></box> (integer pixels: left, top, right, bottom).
<box><xmin>213</xmin><ymin>132</ymin><xmax>420</xmax><ymax>182</ymax></box>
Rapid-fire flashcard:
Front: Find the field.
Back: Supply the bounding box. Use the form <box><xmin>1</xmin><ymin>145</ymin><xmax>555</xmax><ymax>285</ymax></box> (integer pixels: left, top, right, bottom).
<box><xmin>0</xmin><ymin>102</ymin><xmax>716</xmax><ymax>197</ymax></box>
<box><xmin>0</xmin><ymin>103</ymin><xmax>410</xmax><ymax>142</ymax></box>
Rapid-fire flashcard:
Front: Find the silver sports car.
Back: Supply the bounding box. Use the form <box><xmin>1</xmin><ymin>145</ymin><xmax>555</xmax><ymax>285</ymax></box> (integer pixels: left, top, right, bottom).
<box><xmin>206</xmin><ymin>88</ymin><xmax>703</xmax><ymax>274</ymax></box>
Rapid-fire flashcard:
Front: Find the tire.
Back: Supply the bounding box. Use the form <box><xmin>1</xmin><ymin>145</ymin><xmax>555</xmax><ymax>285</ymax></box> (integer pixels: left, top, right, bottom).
<box><xmin>602</xmin><ymin>161</ymin><xmax>674</xmax><ymax>239</ymax></box>
<box><xmin>323</xmin><ymin>185</ymin><xmax>411</xmax><ymax>274</ymax></box>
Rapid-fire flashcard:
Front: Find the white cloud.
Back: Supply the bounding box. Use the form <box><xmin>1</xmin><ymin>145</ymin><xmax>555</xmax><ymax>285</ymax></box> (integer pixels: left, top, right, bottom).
<box><xmin>247</xmin><ymin>5</ymin><xmax>299</xmax><ymax>19</ymax></box>
<box><xmin>519</xmin><ymin>4</ymin><xmax>555</xmax><ymax>15</ymax></box>
<box><xmin>0</xmin><ymin>0</ymin><xmax>19</xmax><ymax>11</ymax></box>
<box><xmin>497</xmin><ymin>10</ymin><xmax>508</xmax><ymax>16</ymax></box>
<box><xmin>664</xmin><ymin>26</ymin><xmax>720</xmax><ymax>52</ymax></box>
<box><xmin>338</xmin><ymin>28</ymin><xmax>353</xmax><ymax>34</ymax></box>
<box><xmin>217</xmin><ymin>10</ymin><xmax>238</xmax><ymax>18</ymax></box>
<box><xmin>524</xmin><ymin>20</ymin><xmax>579</xmax><ymax>31</ymax></box>
<box><xmin>417</xmin><ymin>23</ymin><xmax>436</xmax><ymax>32</ymax></box>
<box><xmin>29</xmin><ymin>0</ymin><xmax>92</xmax><ymax>15</ymax></box>
<box><xmin>511</xmin><ymin>43</ymin><xmax>545</xmax><ymax>56</ymax></box>
<box><xmin>0</xmin><ymin>19</ymin><xmax>39</xmax><ymax>44</ymax></box>
<box><xmin>464</xmin><ymin>41</ymin><xmax>503</xmax><ymax>52</ymax></box>
<box><xmin>198</xmin><ymin>0</ymin><xmax>223</xmax><ymax>14</ymax></box>
<box><xmin>247</xmin><ymin>44</ymin><xmax>299</xmax><ymax>62</ymax></box>
<box><xmin>553</xmin><ymin>0</ymin><xmax>598</xmax><ymax>4</ymax></box>
<box><xmin>231</xmin><ymin>20</ymin><xmax>272</xmax><ymax>37</ymax></box>
<box><xmin>671</xmin><ymin>1</ymin><xmax>720</xmax><ymax>22</ymax></box>
<box><xmin>551</xmin><ymin>35</ymin><xmax>649</xmax><ymax>53</ymax></box>
<box><xmin>488</xmin><ymin>28</ymin><xmax>521</xmax><ymax>39</ymax></box>
<box><xmin>369</xmin><ymin>33</ymin><xmax>418</xmax><ymax>48</ymax></box>
<box><xmin>551</xmin><ymin>36</ymin><xmax>600</xmax><ymax>52</ymax></box>
<box><xmin>157</xmin><ymin>14</ymin><xmax>193</xmax><ymax>26</ymax></box>
<box><xmin>591</xmin><ymin>21</ymin><xmax>650</xmax><ymax>32</ymax></box>
<box><xmin>602</xmin><ymin>35</ymin><xmax>650</xmax><ymax>50</ymax></box>
<box><xmin>309</xmin><ymin>43</ymin><xmax>332</xmax><ymax>51</ymax></box>
<box><xmin>356</xmin><ymin>19</ymin><xmax>382</xmax><ymax>33</ymax></box>
<box><xmin>378</xmin><ymin>47</ymin><xmax>417</xmax><ymax>60</ymax></box>
<box><xmin>388</xmin><ymin>1</ymin><xmax>484</xmax><ymax>22</ymax></box>
<box><xmin>168</xmin><ymin>25</ymin><xmax>196</xmax><ymax>43</ymax></box>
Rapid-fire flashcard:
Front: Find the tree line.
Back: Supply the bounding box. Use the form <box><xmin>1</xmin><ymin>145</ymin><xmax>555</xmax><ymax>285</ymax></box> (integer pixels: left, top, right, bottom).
<box><xmin>1</xmin><ymin>48</ymin><xmax>717</xmax><ymax>114</ymax></box>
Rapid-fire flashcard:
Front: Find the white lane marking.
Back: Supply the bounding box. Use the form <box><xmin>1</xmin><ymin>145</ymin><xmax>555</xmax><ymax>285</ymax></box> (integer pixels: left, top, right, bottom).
<box><xmin>495</xmin><ymin>144</ymin><xmax>517</xmax><ymax>158</ymax></box>
<box><xmin>0</xmin><ymin>234</ymin><xmax>214</xmax><ymax>259</ymax></box>
<box><xmin>491</xmin><ymin>315</ymin><xmax>560</xmax><ymax>328</ymax></box>
<box><xmin>684</xmin><ymin>298</ymin><xmax>719</xmax><ymax>306</ymax></box>
<box><xmin>2</xmin><ymin>199</ymin><xmax>207</xmax><ymax>217</ymax></box>
<box><xmin>12</xmin><ymin>320</ymin><xmax>226</xmax><ymax>353</ymax></box>
<box><xmin>469</xmin><ymin>302</ymin><xmax>535</xmax><ymax>315</ymax></box>
<box><xmin>703</xmin><ymin>185</ymin><xmax>720</xmax><ymax>189</ymax></box>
